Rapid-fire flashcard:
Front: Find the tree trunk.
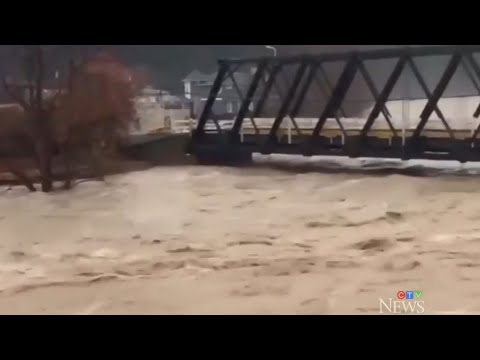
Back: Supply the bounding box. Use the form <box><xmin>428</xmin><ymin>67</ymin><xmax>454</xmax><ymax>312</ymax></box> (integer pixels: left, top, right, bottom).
<box><xmin>34</xmin><ymin>136</ymin><xmax>53</xmax><ymax>193</ymax></box>
<box><xmin>32</xmin><ymin>47</ymin><xmax>53</xmax><ymax>193</ymax></box>
<box><xmin>40</xmin><ymin>153</ymin><xmax>53</xmax><ymax>192</ymax></box>
<box><xmin>61</xmin><ymin>138</ymin><xmax>74</xmax><ymax>190</ymax></box>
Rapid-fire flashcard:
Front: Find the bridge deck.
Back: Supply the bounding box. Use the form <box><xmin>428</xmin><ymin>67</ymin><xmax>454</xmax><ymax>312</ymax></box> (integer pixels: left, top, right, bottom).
<box><xmin>239</xmin><ymin>128</ymin><xmax>473</xmax><ymax>140</ymax></box>
<box><xmin>203</xmin><ymin>118</ymin><xmax>477</xmax><ymax>141</ymax></box>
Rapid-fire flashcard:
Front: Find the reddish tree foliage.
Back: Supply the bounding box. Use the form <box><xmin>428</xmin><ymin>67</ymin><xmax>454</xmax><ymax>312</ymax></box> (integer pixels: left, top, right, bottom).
<box><xmin>0</xmin><ymin>47</ymin><xmax>141</xmax><ymax>192</ymax></box>
<box><xmin>51</xmin><ymin>52</ymin><xmax>141</xmax><ymax>188</ymax></box>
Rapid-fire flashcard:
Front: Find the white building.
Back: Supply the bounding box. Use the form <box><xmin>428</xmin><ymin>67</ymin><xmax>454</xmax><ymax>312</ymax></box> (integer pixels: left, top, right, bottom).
<box><xmin>132</xmin><ymin>86</ymin><xmax>191</xmax><ymax>135</ymax></box>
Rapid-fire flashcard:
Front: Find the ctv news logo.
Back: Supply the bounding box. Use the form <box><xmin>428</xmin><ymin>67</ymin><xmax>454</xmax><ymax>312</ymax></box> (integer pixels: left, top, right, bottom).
<box><xmin>379</xmin><ymin>291</ymin><xmax>425</xmax><ymax>314</ymax></box>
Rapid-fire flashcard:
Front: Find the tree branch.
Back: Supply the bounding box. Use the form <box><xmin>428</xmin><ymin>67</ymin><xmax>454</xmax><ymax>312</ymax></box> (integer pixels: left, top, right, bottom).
<box><xmin>35</xmin><ymin>46</ymin><xmax>44</xmax><ymax>112</ymax></box>
<box><xmin>3</xmin><ymin>78</ymin><xmax>30</xmax><ymax>111</ymax></box>
<box><xmin>44</xmin><ymin>85</ymin><xmax>65</xmax><ymax>114</ymax></box>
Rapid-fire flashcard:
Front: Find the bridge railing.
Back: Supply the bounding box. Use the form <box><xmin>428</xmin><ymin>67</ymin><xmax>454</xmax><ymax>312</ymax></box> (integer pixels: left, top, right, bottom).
<box><xmin>171</xmin><ymin>119</ymin><xmax>196</xmax><ymax>134</ymax></box>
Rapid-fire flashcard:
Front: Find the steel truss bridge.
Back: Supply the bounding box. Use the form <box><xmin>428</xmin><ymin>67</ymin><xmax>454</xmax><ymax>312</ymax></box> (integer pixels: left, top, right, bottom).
<box><xmin>187</xmin><ymin>45</ymin><xmax>480</xmax><ymax>164</ymax></box>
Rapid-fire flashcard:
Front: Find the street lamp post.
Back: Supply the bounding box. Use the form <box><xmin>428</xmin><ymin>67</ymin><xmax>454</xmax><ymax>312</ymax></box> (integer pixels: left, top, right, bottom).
<box><xmin>265</xmin><ymin>45</ymin><xmax>277</xmax><ymax>57</ymax></box>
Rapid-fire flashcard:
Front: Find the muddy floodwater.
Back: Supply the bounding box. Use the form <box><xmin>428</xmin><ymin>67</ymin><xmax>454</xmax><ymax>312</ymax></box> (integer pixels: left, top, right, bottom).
<box><xmin>0</xmin><ymin>155</ymin><xmax>479</xmax><ymax>314</ymax></box>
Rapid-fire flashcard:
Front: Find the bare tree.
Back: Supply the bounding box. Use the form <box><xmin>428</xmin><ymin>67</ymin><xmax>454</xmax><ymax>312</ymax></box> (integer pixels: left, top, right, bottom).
<box><xmin>52</xmin><ymin>52</ymin><xmax>141</xmax><ymax>189</ymax></box>
<box><xmin>1</xmin><ymin>45</ymin><xmax>56</xmax><ymax>191</ymax></box>
<box><xmin>0</xmin><ymin>46</ymin><xmax>141</xmax><ymax>192</ymax></box>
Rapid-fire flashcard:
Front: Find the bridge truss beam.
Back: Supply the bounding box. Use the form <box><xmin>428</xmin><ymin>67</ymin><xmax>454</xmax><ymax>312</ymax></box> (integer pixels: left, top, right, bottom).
<box><xmin>188</xmin><ymin>45</ymin><xmax>480</xmax><ymax>164</ymax></box>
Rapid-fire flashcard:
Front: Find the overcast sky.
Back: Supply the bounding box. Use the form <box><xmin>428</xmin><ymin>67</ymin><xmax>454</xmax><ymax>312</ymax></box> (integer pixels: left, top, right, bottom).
<box><xmin>0</xmin><ymin>45</ymin><xmax>471</xmax><ymax>98</ymax></box>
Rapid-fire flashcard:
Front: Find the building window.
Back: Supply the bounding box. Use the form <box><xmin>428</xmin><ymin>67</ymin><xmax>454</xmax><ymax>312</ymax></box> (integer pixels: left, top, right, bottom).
<box><xmin>184</xmin><ymin>81</ymin><xmax>191</xmax><ymax>99</ymax></box>
<box><xmin>227</xmin><ymin>102</ymin><xmax>233</xmax><ymax>113</ymax></box>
